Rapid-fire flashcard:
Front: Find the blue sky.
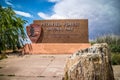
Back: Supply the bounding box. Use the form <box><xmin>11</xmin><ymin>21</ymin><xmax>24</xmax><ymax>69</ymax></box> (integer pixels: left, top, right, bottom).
<box><xmin>0</xmin><ymin>0</ymin><xmax>55</xmax><ymax>24</ymax></box>
<box><xmin>0</xmin><ymin>0</ymin><xmax>120</xmax><ymax>39</ymax></box>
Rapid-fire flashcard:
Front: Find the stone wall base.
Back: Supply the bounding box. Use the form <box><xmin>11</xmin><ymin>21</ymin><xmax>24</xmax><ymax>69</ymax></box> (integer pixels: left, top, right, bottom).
<box><xmin>23</xmin><ymin>43</ymin><xmax>91</xmax><ymax>54</ymax></box>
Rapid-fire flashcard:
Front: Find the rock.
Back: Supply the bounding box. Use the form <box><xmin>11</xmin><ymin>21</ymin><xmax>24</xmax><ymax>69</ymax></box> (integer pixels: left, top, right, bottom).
<box><xmin>64</xmin><ymin>43</ymin><xmax>114</xmax><ymax>80</ymax></box>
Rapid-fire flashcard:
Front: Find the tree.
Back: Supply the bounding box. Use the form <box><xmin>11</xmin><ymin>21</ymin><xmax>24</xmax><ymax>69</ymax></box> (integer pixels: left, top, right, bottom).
<box><xmin>0</xmin><ymin>6</ymin><xmax>26</xmax><ymax>53</ymax></box>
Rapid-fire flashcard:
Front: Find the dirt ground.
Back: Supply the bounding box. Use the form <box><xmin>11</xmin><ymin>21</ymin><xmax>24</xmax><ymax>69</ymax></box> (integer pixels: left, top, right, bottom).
<box><xmin>0</xmin><ymin>54</ymin><xmax>120</xmax><ymax>80</ymax></box>
<box><xmin>113</xmin><ymin>65</ymin><xmax>120</xmax><ymax>80</ymax></box>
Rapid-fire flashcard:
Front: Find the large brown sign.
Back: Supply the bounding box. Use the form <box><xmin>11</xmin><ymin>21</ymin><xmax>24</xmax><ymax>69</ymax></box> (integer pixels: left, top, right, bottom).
<box><xmin>26</xmin><ymin>19</ymin><xmax>88</xmax><ymax>43</ymax></box>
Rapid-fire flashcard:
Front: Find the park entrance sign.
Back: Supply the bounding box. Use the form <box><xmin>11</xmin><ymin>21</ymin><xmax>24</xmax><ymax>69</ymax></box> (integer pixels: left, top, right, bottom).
<box><xmin>26</xmin><ymin>19</ymin><xmax>90</xmax><ymax>54</ymax></box>
<box><xmin>26</xmin><ymin>19</ymin><xmax>88</xmax><ymax>43</ymax></box>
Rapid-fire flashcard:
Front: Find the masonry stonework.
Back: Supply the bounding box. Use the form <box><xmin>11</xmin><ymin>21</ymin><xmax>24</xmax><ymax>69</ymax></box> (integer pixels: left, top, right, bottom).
<box><xmin>26</xmin><ymin>19</ymin><xmax>89</xmax><ymax>43</ymax></box>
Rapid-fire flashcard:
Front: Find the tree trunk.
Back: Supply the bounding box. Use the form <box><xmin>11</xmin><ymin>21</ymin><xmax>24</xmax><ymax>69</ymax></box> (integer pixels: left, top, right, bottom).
<box><xmin>64</xmin><ymin>43</ymin><xmax>114</xmax><ymax>80</ymax></box>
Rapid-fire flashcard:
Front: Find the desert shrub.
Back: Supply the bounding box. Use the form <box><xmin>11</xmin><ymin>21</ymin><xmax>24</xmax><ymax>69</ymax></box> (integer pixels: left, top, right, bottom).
<box><xmin>90</xmin><ymin>41</ymin><xmax>96</xmax><ymax>45</ymax></box>
<box><xmin>96</xmin><ymin>35</ymin><xmax>120</xmax><ymax>44</ymax></box>
<box><xmin>111</xmin><ymin>53</ymin><xmax>120</xmax><ymax>65</ymax></box>
<box><xmin>95</xmin><ymin>35</ymin><xmax>120</xmax><ymax>53</ymax></box>
<box><xmin>110</xmin><ymin>45</ymin><xmax>120</xmax><ymax>53</ymax></box>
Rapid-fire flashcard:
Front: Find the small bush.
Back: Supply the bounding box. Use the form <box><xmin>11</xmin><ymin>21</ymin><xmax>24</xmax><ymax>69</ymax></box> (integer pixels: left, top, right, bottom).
<box><xmin>90</xmin><ymin>41</ymin><xmax>96</xmax><ymax>45</ymax></box>
<box><xmin>110</xmin><ymin>45</ymin><xmax>120</xmax><ymax>53</ymax></box>
<box><xmin>95</xmin><ymin>35</ymin><xmax>120</xmax><ymax>53</ymax></box>
<box><xmin>96</xmin><ymin>35</ymin><xmax>120</xmax><ymax>45</ymax></box>
<box><xmin>111</xmin><ymin>53</ymin><xmax>120</xmax><ymax>65</ymax></box>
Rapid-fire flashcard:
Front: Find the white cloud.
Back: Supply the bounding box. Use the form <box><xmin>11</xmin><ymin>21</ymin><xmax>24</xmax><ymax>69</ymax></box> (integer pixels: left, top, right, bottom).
<box><xmin>14</xmin><ymin>10</ymin><xmax>33</xmax><ymax>18</ymax></box>
<box><xmin>38</xmin><ymin>12</ymin><xmax>49</xmax><ymax>19</ymax></box>
<box><xmin>48</xmin><ymin>0</ymin><xmax>60</xmax><ymax>3</ymax></box>
<box><xmin>38</xmin><ymin>12</ymin><xmax>66</xmax><ymax>19</ymax></box>
<box><xmin>5</xmin><ymin>0</ymin><xmax>13</xmax><ymax>6</ymax></box>
<box><xmin>38</xmin><ymin>0</ymin><xmax>120</xmax><ymax>39</ymax></box>
<box><xmin>39</xmin><ymin>0</ymin><xmax>119</xmax><ymax>20</ymax></box>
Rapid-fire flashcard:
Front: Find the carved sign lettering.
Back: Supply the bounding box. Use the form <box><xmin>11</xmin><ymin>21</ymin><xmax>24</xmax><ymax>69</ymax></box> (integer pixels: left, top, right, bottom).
<box><xmin>27</xmin><ymin>19</ymin><xmax>88</xmax><ymax>43</ymax></box>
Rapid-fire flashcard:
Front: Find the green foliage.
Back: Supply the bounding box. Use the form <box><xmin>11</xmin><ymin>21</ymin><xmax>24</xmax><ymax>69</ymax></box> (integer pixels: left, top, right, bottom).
<box><xmin>111</xmin><ymin>53</ymin><xmax>120</xmax><ymax>65</ymax></box>
<box><xmin>0</xmin><ymin>6</ymin><xmax>26</xmax><ymax>52</ymax></box>
<box><xmin>110</xmin><ymin>45</ymin><xmax>120</xmax><ymax>53</ymax></box>
<box><xmin>90</xmin><ymin>41</ymin><xmax>96</xmax><ymax>45</ymax></box>
<box><xmin>95</xmin><ymin>35</ymin><xmax>120</xmax><ymax>53</ymax></box>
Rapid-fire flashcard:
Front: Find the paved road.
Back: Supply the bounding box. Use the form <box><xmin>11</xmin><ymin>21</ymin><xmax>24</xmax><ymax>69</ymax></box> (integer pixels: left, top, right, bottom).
<box><xmin>0</xmin><ymin>54</ymin><xmax>120</xmax><ymax>80</ymax></box>
<box><xmin>0</xmin><ymin>55</ymin><xmax>70</xmax><ymax>80</ymax></box>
